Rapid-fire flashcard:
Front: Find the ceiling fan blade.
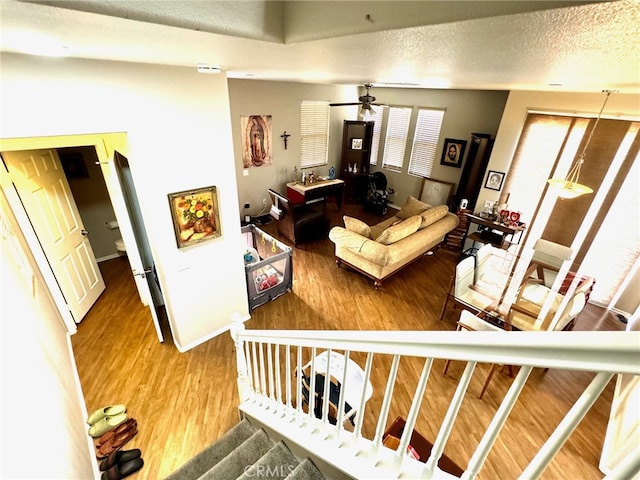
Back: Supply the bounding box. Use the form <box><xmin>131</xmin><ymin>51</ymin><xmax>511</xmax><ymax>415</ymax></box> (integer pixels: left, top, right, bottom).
<box><xmin>329</xmin><ymin>102</ymin><xmax>361</xmax><ymax>107</ymax></box>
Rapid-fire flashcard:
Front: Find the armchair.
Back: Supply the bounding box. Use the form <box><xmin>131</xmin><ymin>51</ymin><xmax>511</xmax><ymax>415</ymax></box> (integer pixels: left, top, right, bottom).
<box><xmin>268</xmin><ymin>189</ymin><xmax>329</xmax><ymax>246</ymax></box>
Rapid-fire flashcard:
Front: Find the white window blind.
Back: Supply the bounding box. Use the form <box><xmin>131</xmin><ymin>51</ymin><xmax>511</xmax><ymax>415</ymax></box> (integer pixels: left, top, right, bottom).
<box><xmin>368</xmin><ymin>107</ymin><xmax>385</xmax><ymax>166</ymax></box>
<box><xmin>300</xmin><ymin>101</ymin><xmax>330</xmax><ymax>168</ymax></box>
<box><xmin>382</xmin><ymin>106</ymin><xmax>411</xmax><ymax>171</ymax></box>
<box><xmin>408</xmin><ymin>108</ymin><xmax>445</xmax><ymax>177</ymax></box>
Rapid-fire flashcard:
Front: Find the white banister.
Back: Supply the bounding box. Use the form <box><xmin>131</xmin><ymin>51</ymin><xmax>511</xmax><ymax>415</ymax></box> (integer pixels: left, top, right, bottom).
<box><xmin>521</xmin><ymin>371</ymin><xmax>614</xmax><ymax>479</ymax></box>
<box><xmin>399</xmin><ymin>357</ymin><xmax>433</xmax><ymax>467</ymax></box>
<box><xmin>232</xmin><ymin>326</ymin><xmax>640</xmax><ymax>480</ymax></box>
<box><xmin>373</xmin><ymin>354</ymin><xmax>400</xmax><ymax>449</ymax></box>
<box><xmin>423</xmin><ymin>361</ymin><xmax>477</xmax><ymax>479</ymax></box>
<box><xmin>461</xmin><ymin>365</ymin><xmax>534</xmax><ymax>480</ymax></box>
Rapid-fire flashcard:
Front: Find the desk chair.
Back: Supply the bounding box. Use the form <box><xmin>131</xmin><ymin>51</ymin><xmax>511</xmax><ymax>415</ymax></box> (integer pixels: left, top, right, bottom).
<box><xmin>443</xmin><ymin>311</ymin><xmax>513</xmax><ymax>399</ymax></box>
<box><xmin>439</xmin><ymin>256</ymin><xmax>499</xmax><ymax>321</ymax></box>
<box><xmin>268</xmin><ymin>189</ymin><xmax>329</xmax><ymax>246</ymax></box>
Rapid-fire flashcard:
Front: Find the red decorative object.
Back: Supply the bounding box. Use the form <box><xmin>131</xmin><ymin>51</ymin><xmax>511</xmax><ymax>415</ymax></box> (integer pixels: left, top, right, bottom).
<box><xmin>509</xmin><ymin>211</ymin><xmax>521</xmax><ymax>223</ymax></box>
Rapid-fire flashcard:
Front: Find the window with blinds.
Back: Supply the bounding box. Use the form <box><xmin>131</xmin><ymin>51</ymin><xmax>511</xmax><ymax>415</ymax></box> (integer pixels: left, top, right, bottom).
<box><xmin>382</xmin><ymin>106</ymin><xmax>412</xmax><ymax>171</ymax></box>
<box><xmin>408</xmin><ymin>108</ymin><xmax>445</xmax><ymax>177</ymax></box>
<box><xmin>300</xmin><ymin>101</ymin><xmax>330</xmax><ymax>168</ymax></box>
<box><xmin>505</xmin><ymin>112</ymin><xmax>640</xmax><ymax>308</ymax></box>
<box><xmin>368</xmin><ymin>107</ymin><xmax>385</xmax><ymax>166</ymax></box>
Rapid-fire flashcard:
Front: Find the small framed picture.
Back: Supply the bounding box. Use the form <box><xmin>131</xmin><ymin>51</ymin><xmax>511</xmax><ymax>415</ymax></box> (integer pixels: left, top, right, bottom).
<box><xmin>351</xmin><ymin>138</ymin><xmax>363</xmax><ymax>150</ymax></box>
<box><xmin>440</xmin><ymin>138</ymin><xmax>467</xmax><ymax>168</ymax></box>
<box><xmin>168</xmin><ymin>185</ymin><xmax>222</xmax><ymax>248</ymax></box>
<box><xmin>485</xmin><ymin>170</ymin><xmax>505</xmax><ymax>191</ymax></box>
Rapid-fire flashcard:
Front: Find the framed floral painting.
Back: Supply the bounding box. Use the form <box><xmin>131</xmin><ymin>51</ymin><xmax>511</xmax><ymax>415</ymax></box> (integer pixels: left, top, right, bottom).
<box><xmin>168</xmin><ymin>186</ymin><xmax>222</xmax><ymax>248</ymax></box>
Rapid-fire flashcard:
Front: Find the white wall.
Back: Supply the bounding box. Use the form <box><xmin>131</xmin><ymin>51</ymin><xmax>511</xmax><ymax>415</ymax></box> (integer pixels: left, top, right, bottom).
<box><xmin>367</xmin><ymin>88</ymin><xmax>509</xmax><ymax>207</ymax></box>
<box><xmin>1</xmin><ymin>185</ymin><xmax>97</xmax><ymax>479</ymax></box>
<box><xmin>0</xmin><ymin>53</ymin><xmax>249</xmax><ymax>350</ymax></box>
<box><xmin>228</xmin><ymin>79</ymin><xmax>357</xmax><ymax>216</ymax></box>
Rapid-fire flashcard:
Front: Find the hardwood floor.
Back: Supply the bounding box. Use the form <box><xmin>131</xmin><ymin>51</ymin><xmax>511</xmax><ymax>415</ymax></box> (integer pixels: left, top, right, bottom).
<box><xmin>71</xmin><ymin>204</ymin><xmax>625</xmax><ymax>480</ymax></box>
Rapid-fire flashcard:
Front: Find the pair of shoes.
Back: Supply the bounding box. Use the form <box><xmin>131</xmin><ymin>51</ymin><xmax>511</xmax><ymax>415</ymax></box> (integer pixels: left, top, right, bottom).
<box><xmin>96</xmin><ymin>419</ymin><xmax>138</xmax><ymax>459</ymax></box>
<box><xmin>87</xmin><ymin>405</ymin><xmax>127</xmax><ymax>425</ymax></box>
<box><xmin>99</xmin><ymin>448</ymin><xmax>141</xmax><ymax>471</ymax></box>
<box><xmin>101</xmin><ymin>453</ymin><xmax>143</xmax><ymax>480</ymax></box>
<box><xmin>88</xmin><ymin>413</ymin><xmax>128</xmax><ymax>438</ymax></box>
<box><xmin>96</xmin><ymin>419</ymin><xmax>137</xmax><ymax>448</ymax></box>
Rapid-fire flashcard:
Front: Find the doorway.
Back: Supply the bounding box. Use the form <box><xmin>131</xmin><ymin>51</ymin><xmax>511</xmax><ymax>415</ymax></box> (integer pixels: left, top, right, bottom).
<box><xmin>0</xmin><ymin>133</ymin><xmax>165</xmax><ymax>341</ymax></box>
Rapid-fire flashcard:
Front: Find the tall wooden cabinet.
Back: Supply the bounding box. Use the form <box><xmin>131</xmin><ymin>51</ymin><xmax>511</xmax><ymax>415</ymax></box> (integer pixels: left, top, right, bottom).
<box><xmin>452</xmin><ymin>133</ymin><xmax>494</xmax><ymax>211</ymax></box>
<box><xmin>339</xmin><ymin>120</ymin><xmax>374</xmax><ymax>203</ymax></box>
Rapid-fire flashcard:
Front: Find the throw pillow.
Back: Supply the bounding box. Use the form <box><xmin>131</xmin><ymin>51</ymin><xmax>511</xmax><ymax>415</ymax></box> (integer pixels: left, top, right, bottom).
<box><xmin>396</xmin><ymin>195</ymin><xmax>431</xmax><ymax>219</ymax></box>
<box><xmin>419</xmin><ymin>205</ymin><xmax>450</xmax><ymax>229</ymax></box>
<box><xmin>343</xmin><ymin>216</ymin><xmax>370</xmax><ymax>237</ymax></box>
<box><xmin>374</xmin><ymin>215</ymin><xmax>421</xmax><ymax>245</ymax></box>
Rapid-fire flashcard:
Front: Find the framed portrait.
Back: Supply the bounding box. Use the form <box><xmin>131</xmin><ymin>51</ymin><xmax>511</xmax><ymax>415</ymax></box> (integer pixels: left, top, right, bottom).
<box><xmin>485</xmin><ymin>170</ymin><xmax>505</xmax><ymax>191</ymax></box>
<box><xmin>351</xmin><ymin>138</ymin><xmax>363</xmax><ymax>150</ymax></box>
<box><xmin>440</xmin><ymin>138</ymin><xmax>467</xmax><ymax>168</ymax></box>
<box><xmin>419</xmin><ymin>177</ymin><xmax>455</xmax><ymax>208</ymax></box>
<box><xmin>168</xmin><ymin>186</ymin><xmax>222</xmax><ymax>248</ymax></box>
<box><xmin>241</xmin><ymin>115</ymin><xmax>272</xmax><ymax>168</ymax></box>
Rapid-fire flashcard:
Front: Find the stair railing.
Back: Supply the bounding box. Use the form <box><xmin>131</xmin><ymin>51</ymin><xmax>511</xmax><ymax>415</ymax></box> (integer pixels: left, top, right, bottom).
<box><xmin>230</xmin><ymin>315</ymin><xmax>639</xmax><ymax>479</ymax></box>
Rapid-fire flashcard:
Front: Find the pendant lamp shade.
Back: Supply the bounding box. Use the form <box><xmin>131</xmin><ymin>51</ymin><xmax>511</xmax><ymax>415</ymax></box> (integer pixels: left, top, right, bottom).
<box><xmin>547</xmin><ymin>90</ymin><xmax>613</xmax><ymax>199</ymax></box>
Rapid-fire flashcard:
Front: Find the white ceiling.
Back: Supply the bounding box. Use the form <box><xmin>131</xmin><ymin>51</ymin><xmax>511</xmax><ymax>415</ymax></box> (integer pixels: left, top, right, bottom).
<box><xmin>2</xmin><ymin>0</ymin><xmax>639</xmax><ymax>93</ymax></box>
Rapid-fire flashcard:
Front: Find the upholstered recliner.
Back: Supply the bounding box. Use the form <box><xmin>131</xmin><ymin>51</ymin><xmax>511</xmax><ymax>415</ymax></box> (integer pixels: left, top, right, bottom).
<box><xmin>268</xmin><ymin>189</ymin><xmax>329</xmax><ymax>246</ymax></box>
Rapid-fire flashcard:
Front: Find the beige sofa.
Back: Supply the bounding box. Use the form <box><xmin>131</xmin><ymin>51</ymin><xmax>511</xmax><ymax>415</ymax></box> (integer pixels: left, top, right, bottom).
<box><xmin>329</xmin><ymin>196</ymin><xmax>460</xmax><ymax>288</ymax></box>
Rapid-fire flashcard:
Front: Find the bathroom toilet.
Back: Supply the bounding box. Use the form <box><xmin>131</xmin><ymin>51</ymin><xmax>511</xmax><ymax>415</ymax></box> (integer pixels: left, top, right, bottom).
<box><xmin>115</xmin><ymin>238</ymin><xmax>126</xmax><ymax>254</ymax></box>
<box><xmin>106</xmin><ymin>220</ymin><xmax>126</xmax><ymax>255</ymax></box>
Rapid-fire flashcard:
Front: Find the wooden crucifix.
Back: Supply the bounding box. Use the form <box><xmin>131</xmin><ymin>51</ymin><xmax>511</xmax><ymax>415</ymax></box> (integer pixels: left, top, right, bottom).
<box><xmin>280</xmin><ymin>131</ymin><xmax>291</xmax><ymax>150</ymax></box>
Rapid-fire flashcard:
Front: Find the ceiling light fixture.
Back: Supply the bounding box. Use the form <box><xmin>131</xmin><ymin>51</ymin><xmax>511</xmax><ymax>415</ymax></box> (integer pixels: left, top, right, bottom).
<box><xmin>547</xmin><ymin>89</ymin><xmax>614</xmax><ymax>199</ymax></box>
<box><xmin>359</xmin><ymin>103</ymin><xmax>375</xmax><ymax>120</ymax></box>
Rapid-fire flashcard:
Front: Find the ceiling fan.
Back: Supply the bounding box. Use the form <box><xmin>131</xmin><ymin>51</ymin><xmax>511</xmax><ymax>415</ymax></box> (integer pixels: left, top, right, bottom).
<box><xmin>330</xmin><ymin>83</ymin><xmax>382</xmax><ymax>120</ymax></box>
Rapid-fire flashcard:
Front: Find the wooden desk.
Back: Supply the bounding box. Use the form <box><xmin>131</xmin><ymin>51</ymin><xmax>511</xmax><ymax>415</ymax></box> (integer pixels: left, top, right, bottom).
<box><xmin>286</xmin><ymin>179</ymin><xmax>344</xmax><ymax>210</ymax></box>
<box><xmin>463</xmin><ymin>213</ymin><xmax>524</xmax><ymax>252</ymax></box>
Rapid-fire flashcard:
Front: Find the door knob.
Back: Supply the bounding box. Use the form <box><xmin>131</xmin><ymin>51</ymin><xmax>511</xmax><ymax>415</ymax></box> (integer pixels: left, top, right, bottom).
<box><xmin>81</xmin><ymin>229</ymin><xmax>89</xmax><ymax>236</ymax></box>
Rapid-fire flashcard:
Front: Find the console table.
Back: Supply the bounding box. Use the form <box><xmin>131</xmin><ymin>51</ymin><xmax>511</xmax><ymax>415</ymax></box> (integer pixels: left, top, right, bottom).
<box><xmin>286</xmin><ymin>179</ymin><xmax>344</xmax><ymax>210</ymax></box>
<box><xmin>462</xmin><ymin>213</ymin><xmax>525</xmax><ymax>255</ymax></box>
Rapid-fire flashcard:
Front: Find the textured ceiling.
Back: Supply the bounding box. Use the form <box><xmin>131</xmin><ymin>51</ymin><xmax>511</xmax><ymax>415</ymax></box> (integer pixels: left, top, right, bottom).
<box><xmin>2</xmin><ymin>0</ymin><xmax>639</xmax><ymax>93</ymax></box>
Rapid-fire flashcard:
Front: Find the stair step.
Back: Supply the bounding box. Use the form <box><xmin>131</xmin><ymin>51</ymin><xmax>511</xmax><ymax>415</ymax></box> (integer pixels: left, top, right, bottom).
<box><xmin>237</xmin><ymin>441</ymin><xmax>299</xmax><ymax>480</ymax></box>
<box><xmin>198</xmin><ymin>428</ymin><xmax>273</xmax><ymax>480</ymax></box>
<box><xmin>286</xmin><ymin>458</ymin><xmax>325</xmax><ymax>480</ymax></box>
<box><xmin>165</xmin><ymin>419</ymin><xmax>257</xmax><ymax>480</ymax></box>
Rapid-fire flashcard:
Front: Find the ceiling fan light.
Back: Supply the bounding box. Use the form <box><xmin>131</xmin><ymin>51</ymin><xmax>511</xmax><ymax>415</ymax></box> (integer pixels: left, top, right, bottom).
<box><xmin>359</xmin><ymin>103</ymin><xmax>375</xmax><ymax>120</ymax></box>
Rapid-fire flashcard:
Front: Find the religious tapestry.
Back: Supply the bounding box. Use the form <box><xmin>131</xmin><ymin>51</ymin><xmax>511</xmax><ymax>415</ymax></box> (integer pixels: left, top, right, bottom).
<box><xmin>241</xmin><ymin>115</ymin><xmax>272</xmax><ymax>168</ymax></box>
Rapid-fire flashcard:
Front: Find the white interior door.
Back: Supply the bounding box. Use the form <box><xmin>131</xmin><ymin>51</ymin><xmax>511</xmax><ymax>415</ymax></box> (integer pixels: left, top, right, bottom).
<box><xmin>3</xmin><ymin>149</ymin><xmax>105</xmax><ymax>322</ymax></box>
<box><xmin>103</xmin><ymin>151</ymin><xmax>164</xmax><ymax>342</ymax></box>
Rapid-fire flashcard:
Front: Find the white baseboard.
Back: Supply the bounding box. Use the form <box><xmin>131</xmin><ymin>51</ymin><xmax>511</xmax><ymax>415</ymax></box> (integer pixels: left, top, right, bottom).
<box><xmin>97</xmin><ymin>253</ymin><xmax>123</xmax><ymax>263</ymax></box>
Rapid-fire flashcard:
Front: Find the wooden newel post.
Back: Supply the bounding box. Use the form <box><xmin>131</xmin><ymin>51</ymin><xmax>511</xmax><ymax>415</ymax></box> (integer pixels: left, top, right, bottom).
<box><xmin>230</xmin><ymin>312</ymin><xmax>251</xmax><ymax>402</ymax></box>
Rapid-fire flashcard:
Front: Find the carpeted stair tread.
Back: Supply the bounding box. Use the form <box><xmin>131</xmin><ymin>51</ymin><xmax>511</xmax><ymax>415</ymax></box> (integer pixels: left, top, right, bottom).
<box><xmin>237</xmin><ymin>441</ymin><xmax>299</xmax><ymax>480</ymax></box>
<box><xmin>197</xmin><ymin>428</ymin><xmax>273</xmax><ymax>480</ymax></box>
<box><xmin>164</xmin><ymin>419</ymin><xmax>257</xmax><ymax>480</ymax></box>
<box><xmin>286</xmin><ymin>458</ymin><xmax>325</xmax><ymax>480</ymax></box>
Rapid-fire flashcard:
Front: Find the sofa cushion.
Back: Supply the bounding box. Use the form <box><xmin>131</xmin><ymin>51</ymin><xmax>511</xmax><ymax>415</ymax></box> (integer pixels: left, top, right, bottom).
<box><xmin>343</xmin><ymin>216</ymin><xmax>370</xmax><ymax>238</ymax></box>
<box><xmin>374</xmin><ymin>215</ymin><xmax>422</xmax><ymax>245</ymax></box>
<box><xmin>396</xmin><ymin>195</ymin><xmax>431</xmax><ymax>219</ymax></box>
<box><xmin>419</xmin><ymin>205</ymin><xmax>450</xmax><ymax>230</ymax></box>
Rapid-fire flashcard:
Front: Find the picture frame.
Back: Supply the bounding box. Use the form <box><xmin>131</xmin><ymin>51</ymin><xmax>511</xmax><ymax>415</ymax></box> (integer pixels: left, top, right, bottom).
<box><xmin>419</xmin><ymin>177</ymin><xmax>455</xmax><ymax>208</ymax></box>
<box><xmin>440</xmin><ymin>138</ymin><xmax>467</xmax><ymax>168</ymax></box>
<box><xmin>168</xmin><ymin>186</ymin><xmax>222</xmax><ymax>249</ymax></box>
<box><xmin>485</xmin><ymin>170</ymin><xmax>505</xmax><ymax>191</ymax></box>
<box><xmin>351</xmin><ymin>138</ymin><xmax>363</xmax><ymax>150</ymax></box>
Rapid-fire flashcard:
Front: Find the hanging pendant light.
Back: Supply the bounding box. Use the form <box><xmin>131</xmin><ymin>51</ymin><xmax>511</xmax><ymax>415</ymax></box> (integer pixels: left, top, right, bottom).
<box><xmin>547</xmin><ymin>90</ymin><xmax>613</xmax><ymax>199</ymax></box>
